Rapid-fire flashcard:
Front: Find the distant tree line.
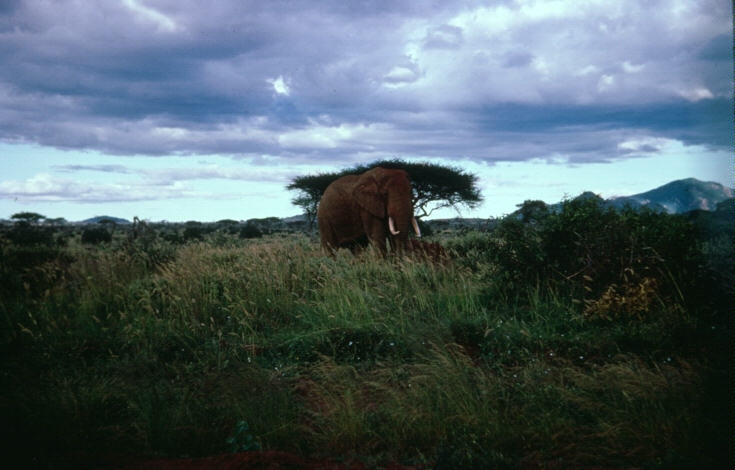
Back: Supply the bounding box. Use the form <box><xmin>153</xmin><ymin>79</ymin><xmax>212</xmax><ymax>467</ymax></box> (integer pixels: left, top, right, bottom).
<box><xmin>0</xmin><ymin>212</ymin><xmax>314</xmax><ymax>248</ymax></box>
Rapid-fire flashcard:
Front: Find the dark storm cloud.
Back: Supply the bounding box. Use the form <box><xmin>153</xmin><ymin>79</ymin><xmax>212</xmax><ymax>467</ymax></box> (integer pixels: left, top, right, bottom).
<box><xmin>0</xmin><ymin>0</ymin><xmax>730</xmax><ymax>165</ymax></box>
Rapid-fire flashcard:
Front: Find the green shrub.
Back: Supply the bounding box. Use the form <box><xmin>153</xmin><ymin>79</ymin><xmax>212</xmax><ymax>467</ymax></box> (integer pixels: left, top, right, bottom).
<box><xmin>183</xmin><ymin>225</ymin><xmax>205</xmax><ymax>241</ymax></box>
<box><xmin>81</xmin><ymin>226</ymin><xmax>112</xmax><ymax>245</ymax></box>
<box><xmin>4</xmin><ymin>221</ymin><xmax>55</xmax><ymax>246</ymax></box>
<box><xmin>239</xmin><ymin>223</ymin><xmax>263</xmax><ymax>239</ymax></box>
<box><xmin>0</xmin><ymin>228</ymin><xmax>728</xmax><ymax>468</ymax></box>
<box><xmin>453</xmin><ymin>198</ymin><xmax>707</xmax><ymax>320</ymax></box>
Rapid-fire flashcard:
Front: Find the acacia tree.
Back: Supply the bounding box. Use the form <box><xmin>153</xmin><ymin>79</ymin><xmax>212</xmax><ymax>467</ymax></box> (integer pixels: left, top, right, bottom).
<box><xmin>287</xmin><ymin>172</ymin><xmax>342</xmax><ymax>228</ymax></box>
<box><xmin>287</xmin><ymin>159</ymin><xmax>483</xmax><ymax>227</ymax></box>
<box><xmin>11</xmin><ymin>212</ymin><xmax>46</xmax><ymax>225</ymax></box>
<box><xmin>7</xmin><ymin>212</ymin><xmax>54</xmax><ymax>246</ymax></box>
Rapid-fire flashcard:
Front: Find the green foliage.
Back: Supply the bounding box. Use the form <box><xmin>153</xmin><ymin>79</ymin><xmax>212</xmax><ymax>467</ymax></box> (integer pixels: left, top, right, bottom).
<box><xmin>81</xmin><ymin>226</ymin><xmax>112</xmax><ymax>244</ymax></box>
<box><xmin>448</xmin><ymin>196</ymin><xmax>715</xmax><ymax>321</ymax></box>
<box><xmin>4</xmin><ymin>220</ymin><xmax>56</xmax><ymax>246</ymax></box>
<box><xmin>515</xmin><ymin>199</ymin><xmax>550</xmax><ymax>224</ymax></box>
<box><xmin>217</xmin><ymin>219</ymin><xmax>239</xmax><ymax>226</ymax></box>
<box><xmin>0</xmin><ymin>216</ymin><xmax>729</xmax><ymax>469</ymax></box>
<box><xmin>183</xmin><ymin>223</ymin><xmax>205</xmax><ymax>241</ymax></box>
<box><xmin>239</xmin><ymin>222</ymin><xmax>263</xmax><ymax>239</ymax></box>
<box><xmin>287</xmin><ymin>172</ymin><xmax>340</xmax><ymax>225</ymax></box>
<box><xmin>415</xmin><ymin>217</ymin><xmax>433</xmax><ymax>237</ymax></box>
<box><xmin>11</xmin><ymin>211</ymin><xmax>46</xmax><ymax>224</ymax></box>
<box><xmin>0</xmin><ymin>244</ymin><xmax>69</xmax><ymax>319</ymax></box>
<box><xmin>159</xmin><ymin>227</ymin><xmax>183</xmax><ymax>244</ymax></box>
<box><xmin>226</xmin><ymin>421</ymin><xmax>261</xmax><ymax>452</ymax></box>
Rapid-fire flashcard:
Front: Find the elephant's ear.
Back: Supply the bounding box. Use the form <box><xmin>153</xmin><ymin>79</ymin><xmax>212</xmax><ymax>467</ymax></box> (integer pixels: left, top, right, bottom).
<box><xmin>353</xmin><ymin>179</ymin><xmax>385</xmax><ymax>218</ymax></box>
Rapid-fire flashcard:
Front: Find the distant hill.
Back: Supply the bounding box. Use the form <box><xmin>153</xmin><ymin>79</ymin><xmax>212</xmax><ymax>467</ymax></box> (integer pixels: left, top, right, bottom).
<box><xmin>494</xmin><ymin>178</ymin><xmax>733</xmax><ymax>227</ymax></box>
<box><xmin>609</xmin><ymin>178</ymin><xmax>732</xmax><ymax>213</ymax></box>
<box><xmin>80</xmin><ymin>216</ymin><xmax>131</xmax><ymax>225</ymax></box>
<box><xmin>540</xmin><ymin>178</ymin><xmax>731</xmax><ymax>215</ymax></box>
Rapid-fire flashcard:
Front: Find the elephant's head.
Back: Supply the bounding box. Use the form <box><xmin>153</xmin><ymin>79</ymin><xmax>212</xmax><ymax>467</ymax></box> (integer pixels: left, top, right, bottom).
<box><xmin>352</xmin><ymin>167</ymin><xmax>421</xmax><ymax>250</ymax></box>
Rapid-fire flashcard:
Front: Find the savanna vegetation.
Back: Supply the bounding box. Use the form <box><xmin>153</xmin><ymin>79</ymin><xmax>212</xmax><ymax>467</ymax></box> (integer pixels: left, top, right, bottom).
<box><xmin>0</xmin><ymin>198</ymin><xmax>731</xmax><ymax>469</ymax></box>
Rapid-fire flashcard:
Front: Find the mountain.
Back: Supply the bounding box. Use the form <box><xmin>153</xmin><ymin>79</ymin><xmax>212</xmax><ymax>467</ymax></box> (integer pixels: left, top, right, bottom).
<box><xmin>511</xmin><ymin>178</ymin><xmax>732</xmax><ymax>222</ymax></box>
<box><xmin>79</xmin><ymin>215</ymin><xmax>131</xmax><ymax>225</ymax></box>
<box><xmin>608</xmin><ymin>178</ymin><xmax>732</xmax><ymax>214</ymax></box>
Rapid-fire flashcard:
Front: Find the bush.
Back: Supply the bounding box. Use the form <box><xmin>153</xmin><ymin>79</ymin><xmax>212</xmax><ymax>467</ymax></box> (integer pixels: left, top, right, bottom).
<box><xmin>183</xmin><ymin>225</ymin><xmax>205</xmax><ymax>242</ymax></box>
<box><xmin>81</xmin><ymin>226</ymin><xmax>112</xmax><ymax>245</ymax></box>
<box><xmin>160</xmin><ymin>229</ymin><xmax>183</xmax><ymax>244</ymax></box>
<box><xmin>459</xmin><ymin>197</ymin><xmax>706</xmax><ymax>318</ymax></box>
<box><xmin>0</xmin><ymin>244</ymin><xmax>68</xmax><ymax>305</ymax></box>
<box><xmin>239</xmin><ymin>223</ymin><xmax>263</xmax><ymax>239</ymax></box>
<box><xmin>416</xmin><ymin>218</ymin><xmax>433</xmax><ymax>237</ymax></box>
<box><xmin>4</xmin><ymin>221</ymin><xmax>55</xmax><ymax>246</ymax></box>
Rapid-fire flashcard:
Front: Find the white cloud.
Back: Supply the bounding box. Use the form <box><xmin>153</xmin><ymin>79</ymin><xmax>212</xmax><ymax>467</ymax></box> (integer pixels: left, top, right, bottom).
<box><xmin>597</xmin><ymin>74</ymin><xmax>615</xmax><ymax>92</ymax></box>
<box><xmin>277</xmin><ymin>122</ymin><xmax>381</xmax><ymax>150</ymax></box>
<box><xmin>0</xmin><ymin>173</ymin><xmax>154</xmax><ymax>203</ymax></box>
<box><xmin>152</xmin><ymin>126</ymin><xmax>190</xmax><ymax>139</ymax></box>
<box><xmin>122</xmin><ymin>0</ymin><xmax>178</xmax><ymax>33</ymax></box>
<box><xmin>142</xmin><ymin>166</ymin><xmax>295</xmax><ymax>184</ymax></box>
<box><xmin>0</xmin><ymin>170</ymin><xmax>270</xmax><ymax>204</ymax></box>
<box><xmin>575</xmin><ymin>65</ymin><xmax>599</xmax><ymax>77</ymax></box>
<box><xmin>1</xmin><ymin>173</ymin><xmax>62</xmax><ymax>196</ymax></box>
<box><xmin>677</xmin><ymin>87</ymin><xmax>714</xmax><ymax>102</ymax></box>
<box><xmin>391</xmin><ymin>0</ymin><xmax>730</xmax><ymax>107</ymax></box>
<box><xmin>383</xmin><ymin>66</ymin><xmax>420</xmax><ymax>86</ymax></box>
<box><xmin>424</xmin><ymin>24</ymin><xmax>463</xmax><ymax>49</ymax></box>
<box><xmin>622</xmin><ymin>61</ymin><xmax>645</xmax><ymax>74</ymax></box>
<box><xmin>268</xmin><ymin>76</ymin><xmax>291</xmax><ymax>96</ymax></box>
<box><xmin>618</xmin><ymin>136</ymin><xmax>677</xmax><ymax>154</ymax></box>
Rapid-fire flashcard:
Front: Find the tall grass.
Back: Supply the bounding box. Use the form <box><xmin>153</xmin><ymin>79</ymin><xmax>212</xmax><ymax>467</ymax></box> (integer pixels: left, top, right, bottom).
<box><xmin>0</xmin><ymin>230</ymin><xmax>730</xmax><ymax>468</ymax></box>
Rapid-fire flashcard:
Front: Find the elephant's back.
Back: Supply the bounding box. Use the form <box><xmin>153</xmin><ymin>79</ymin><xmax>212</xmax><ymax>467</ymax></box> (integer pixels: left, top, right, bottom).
<box><xmin>319</xmin><ymin>175</ymin><xmax>358</xmax><ymax>210</ymax></box>
<box><xmin>317</xmin><ymin>175</ymin><xmax>361</xmax><ymax>234</ymax></box>
<box><xmin>325</xmin><ymin>174</ymin><xmax>359</xmax><ymax>191</ymax></box>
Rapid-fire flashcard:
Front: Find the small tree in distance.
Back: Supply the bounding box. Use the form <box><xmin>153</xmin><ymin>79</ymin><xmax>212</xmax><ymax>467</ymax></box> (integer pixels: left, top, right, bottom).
<box><xmin>11</xmin><ymin>212</ymin><xmax>46</xmax><ymax>225</ymax></box>
<box><xmin>7</xmin><ymin>212</ymin><xmax>54</xmax><ymax>246</ymax></box>
<box><xmin>287</xmin><ymin>159</ymin><xmax>483</xmax><ymax>227</ymax></box>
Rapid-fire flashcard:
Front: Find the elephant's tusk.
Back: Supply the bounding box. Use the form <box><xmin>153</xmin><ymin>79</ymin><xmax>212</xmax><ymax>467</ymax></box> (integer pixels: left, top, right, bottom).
<box><xmin>412</xmin><ymin>217</ymin><xmax>422</xmax><ymax>238</ymax></box>
<box><xmin>388</xmin><ymin>217</ymin><xmax>400</xmax><ymax>235</ymax></box>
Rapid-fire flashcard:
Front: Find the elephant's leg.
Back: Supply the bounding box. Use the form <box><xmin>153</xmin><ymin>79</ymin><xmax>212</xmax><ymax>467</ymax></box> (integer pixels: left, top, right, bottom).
<box><xmin>343</xmin><ymin>234</ymin><xmax>368</xmax><ymax>255</ymax></box>
<box><xmin>369</xmin><ymin>238</ymin><xmax>387</xmax><ymax>256</ymax></box>
<box><xmin>318</xmin><ymin>220</ymin><xmax>339</xmax><ymax>256</ymax></box>
<box><xmin>362</xmin><ymin>213</ymin><xmax>388</xmax><ymax>256</ymax></box>
<box><xmin>387</xmin><ymin>235</ymin><xmax>396</xmax><ymax>253</ymax></box>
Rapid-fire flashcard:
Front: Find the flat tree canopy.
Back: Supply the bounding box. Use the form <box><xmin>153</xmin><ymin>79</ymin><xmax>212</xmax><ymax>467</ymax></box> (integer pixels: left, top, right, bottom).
<box><xmin>11</xmin><ymin>212</ymin><xmax>46</xmax><ymax>225</ymax></box>
<box><xmin>287</xmin><ymin>159</ymin><xmax>483</xmax><ymax>225</ymax></box>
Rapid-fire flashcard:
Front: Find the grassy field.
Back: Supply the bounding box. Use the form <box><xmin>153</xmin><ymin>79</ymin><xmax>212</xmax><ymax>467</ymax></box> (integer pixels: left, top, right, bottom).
<box><xmin>0</xmin><ymin>204</ymin><xmax>731</xmax><ymax>468</ymax></box>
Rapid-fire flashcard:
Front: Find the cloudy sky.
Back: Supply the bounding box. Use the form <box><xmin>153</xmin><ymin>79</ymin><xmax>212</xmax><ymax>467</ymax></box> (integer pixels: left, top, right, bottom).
<box><xmin>0</xmin><ymin>0</ymin><xmax>731</xmax><ymax>222</ymax></box>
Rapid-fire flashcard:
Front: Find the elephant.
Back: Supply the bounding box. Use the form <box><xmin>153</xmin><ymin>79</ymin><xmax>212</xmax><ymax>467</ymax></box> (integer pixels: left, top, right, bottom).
<box><xmin>317</xmin><ymin>167</ymin><xmax>422</xmax><ymax>255</ymax></box>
